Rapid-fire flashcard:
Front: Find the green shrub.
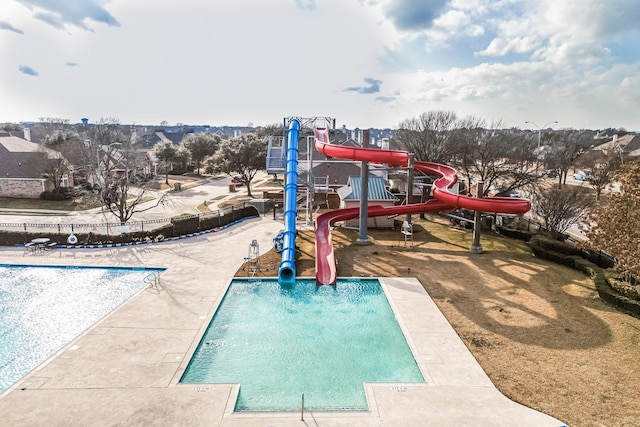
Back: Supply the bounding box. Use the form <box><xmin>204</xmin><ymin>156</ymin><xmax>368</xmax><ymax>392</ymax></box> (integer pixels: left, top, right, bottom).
<box><xmin>172</xmin><ymin>214</ymin><xmax>199</xmax><ymax>235</ymax></box>
<box><xmin>496</xmin><ymin>225</ymin><xmax>534</xmax><ymax>241</ymax></box>
<box><xmin>606</xmin><ymin>272</ymin><xmax>640</xmax><ymax>301</ymax></box>
<box><xmin>39</xmin><ymin>190</ymin><xmax>68</xmax><ymax>201</ymax></box>
<box><xmin>530</xmin><ymin>235</ymin><xmax>585</xmax><ymax>256</ymax></box>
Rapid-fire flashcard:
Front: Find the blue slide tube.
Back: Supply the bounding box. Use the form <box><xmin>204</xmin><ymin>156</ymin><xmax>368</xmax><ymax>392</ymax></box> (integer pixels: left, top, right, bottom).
<box><xmin>278</xmin><ymin>118</ymin><xmax>301</xmax><ymax>285</ymax></box>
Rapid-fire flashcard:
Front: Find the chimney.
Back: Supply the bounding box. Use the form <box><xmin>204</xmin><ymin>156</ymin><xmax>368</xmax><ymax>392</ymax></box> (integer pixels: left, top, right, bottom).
<box><xmin>24</xmin><ymin>128</ymin><xmax>31</xmax><ymax>141</ymax></box>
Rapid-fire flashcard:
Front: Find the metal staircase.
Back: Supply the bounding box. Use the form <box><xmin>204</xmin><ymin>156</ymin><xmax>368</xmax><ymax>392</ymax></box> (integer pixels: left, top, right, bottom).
<box><xmin>266</xmin><ymin>136</ymin><xmax>286</xmax><ymax>174</ymax></box>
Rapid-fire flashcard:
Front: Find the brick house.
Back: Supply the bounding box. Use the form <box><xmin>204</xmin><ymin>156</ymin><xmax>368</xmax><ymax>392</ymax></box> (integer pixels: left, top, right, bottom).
<box><xmin>0</xmin><ymin>131</ymin><xmax>73</xmax><ymax>198</ymax></box>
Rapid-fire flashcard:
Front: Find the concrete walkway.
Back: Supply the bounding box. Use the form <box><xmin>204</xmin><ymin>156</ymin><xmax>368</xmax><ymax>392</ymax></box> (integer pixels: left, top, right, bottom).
<box><xmin>0</xmin><ymin>216</ymin><xmax>566</xmax><ymax>426</ymax></box>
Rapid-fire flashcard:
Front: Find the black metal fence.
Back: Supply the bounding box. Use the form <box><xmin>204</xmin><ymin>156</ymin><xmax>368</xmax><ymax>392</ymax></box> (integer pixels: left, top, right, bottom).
<box><xmin>0</xmin><ymin>202</ymin><xmax>260</xmax><ymax>246</ymax></box>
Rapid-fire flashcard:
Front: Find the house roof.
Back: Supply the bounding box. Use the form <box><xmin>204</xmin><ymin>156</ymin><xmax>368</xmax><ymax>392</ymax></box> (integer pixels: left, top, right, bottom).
<box><xmin>0</xmin><ymin>134</ymin><xmax>63</xmax><ymax>179</ymax></box>
<box><xmin>593</xmin><ymin>134</ymin><xmax>640</xmax><ymax>157</ymax></box>
<box><xmin>339</xmin><ymin>175</ymin><xmax>398</xmax><ymax>201</ymax></box>
<box><xmin>311</xmin><ymin>161</ymin><xmax>362</xmax><ymax>186</ymax></box>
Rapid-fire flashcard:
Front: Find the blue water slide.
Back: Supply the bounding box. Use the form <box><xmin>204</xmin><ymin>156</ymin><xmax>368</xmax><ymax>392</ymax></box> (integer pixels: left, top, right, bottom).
<box><xmin>278</xmin><ymin>118</ymin><xmax>301</xmax><ymax>285</ymax></box>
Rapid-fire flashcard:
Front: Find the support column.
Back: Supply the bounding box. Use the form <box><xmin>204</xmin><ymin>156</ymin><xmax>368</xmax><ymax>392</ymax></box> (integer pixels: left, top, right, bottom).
<box><xmin>405</xmin><ymin>153</ymin><xmax>414</xmax><ymax>223</ymax></box>
<box><xmin>357</xmin><ymin>129</ymin><xmax>370</xmax><ymax>245</ymax></box>
<box><xmin>469</xmin><ymin>181</ymin><xmax>484</xmax><ymax>254</ymax></box>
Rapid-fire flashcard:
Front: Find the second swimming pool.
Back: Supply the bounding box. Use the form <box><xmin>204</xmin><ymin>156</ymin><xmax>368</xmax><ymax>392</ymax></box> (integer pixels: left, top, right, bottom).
<box><xmin>180</xmin><ymin>278</ymin><xmax>424</xmax><ymax>411</ymax></box>
<box><xmin>0</xmin><ymin>264</ymin><xmax>163</xmax><ymax>394</ymax></box>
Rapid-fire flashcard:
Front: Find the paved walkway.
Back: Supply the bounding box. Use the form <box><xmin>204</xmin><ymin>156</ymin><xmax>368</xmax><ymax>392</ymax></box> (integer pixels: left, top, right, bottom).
<box><xmin>0</xmin><ymin>216</ymin><xmax>565</xmax><ymax>426</ymax></box>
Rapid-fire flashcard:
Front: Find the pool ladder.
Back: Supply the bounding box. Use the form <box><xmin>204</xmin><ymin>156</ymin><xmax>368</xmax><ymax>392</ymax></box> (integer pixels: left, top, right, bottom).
<box><xmin>144</xmin><ymin>271</ymin><xmax>161</xmax><ymax>290</ymax></box>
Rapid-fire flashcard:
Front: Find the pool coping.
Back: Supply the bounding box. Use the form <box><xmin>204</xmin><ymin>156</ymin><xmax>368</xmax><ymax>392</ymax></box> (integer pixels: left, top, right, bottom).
<box><xmin>0</xmin><ymin>217</ymin><xmax>566</xmax><ymax>426</ymax></box>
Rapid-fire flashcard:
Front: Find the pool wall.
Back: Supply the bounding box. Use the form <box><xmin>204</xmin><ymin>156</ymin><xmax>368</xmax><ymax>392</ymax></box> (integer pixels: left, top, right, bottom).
<box><xmin>177</xmin><ymin>277</ymin><xmax>428</xmax><ymax>412</ymax></box>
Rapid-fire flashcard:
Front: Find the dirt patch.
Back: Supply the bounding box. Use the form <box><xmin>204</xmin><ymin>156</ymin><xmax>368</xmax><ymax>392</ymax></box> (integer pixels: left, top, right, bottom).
<box><xmin>237</xmin><ymin>215</ymin><xmax>640</xmax><ymax>426</ymax></box>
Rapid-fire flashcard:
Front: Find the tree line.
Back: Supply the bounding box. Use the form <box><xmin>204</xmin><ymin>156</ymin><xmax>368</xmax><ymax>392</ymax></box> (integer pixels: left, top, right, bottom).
<box><xmin>6</xmin><ymin>112</ymin><xmax>638</xmax><ymax>282</ymax></box>
<box><xmin>392</xmin><ymin>110</ymin><xmax>638</xmax><ymax>282</ymax></box>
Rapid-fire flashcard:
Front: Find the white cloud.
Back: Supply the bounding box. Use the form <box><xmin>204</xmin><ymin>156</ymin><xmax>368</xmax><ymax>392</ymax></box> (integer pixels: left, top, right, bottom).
<box><xmin>0</xmin><ymin>20</ymin><xmax>24</xmax><ymax>34</ymax></box>
<box><xmin>16</xmin><ymin>0</ymin><xmax>120</xmax><ymax>31</ymax></box>
<box><xmin>424</xmin><ymin>10</ymin><xmax>482</xmax><ymax>42</ymax></box>
<box><xmin>478</xmin><ymin>35</ymin><xmax>539</xmax><ymax>57</ymax></box>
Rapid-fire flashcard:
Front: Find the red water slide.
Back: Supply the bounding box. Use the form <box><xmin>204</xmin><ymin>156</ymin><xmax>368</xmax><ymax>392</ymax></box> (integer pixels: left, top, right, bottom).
<box><xmin>313</xmin><ymin>127</ymin><xmax>531</xmax><ymax>285</ymax></box>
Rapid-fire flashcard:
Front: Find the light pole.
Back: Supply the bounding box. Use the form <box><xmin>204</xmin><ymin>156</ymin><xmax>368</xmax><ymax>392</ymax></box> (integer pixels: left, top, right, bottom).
<box><xmin>525</xmin><ymin>120</ymin><xmax>558</xmax><ymax>148</ymax></box>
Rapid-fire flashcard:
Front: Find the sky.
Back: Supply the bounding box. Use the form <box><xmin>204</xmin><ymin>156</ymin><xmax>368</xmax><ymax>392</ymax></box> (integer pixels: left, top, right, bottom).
<box><xmin>1</xmin><ymin>0</ymin><xmax>640</xmax><ymax>131</ymax></box>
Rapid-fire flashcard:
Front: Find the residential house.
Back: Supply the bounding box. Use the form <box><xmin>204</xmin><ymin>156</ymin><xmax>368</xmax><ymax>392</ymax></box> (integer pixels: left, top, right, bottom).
<box><xmin>593</xmin><ymin>133</ymin><xmax>640</xmax><ymax>158</ymax></box>
<box><xmin>0</xmin><ymin>131</ymin><xmax>73</xmax><ymax>198</ymax></box>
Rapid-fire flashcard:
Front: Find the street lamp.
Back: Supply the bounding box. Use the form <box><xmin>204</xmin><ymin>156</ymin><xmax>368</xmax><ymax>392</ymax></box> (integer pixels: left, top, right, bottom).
<box><xmin>525</xmin><ymin>120</ymin><xmax>558</xmax><ymax>148</ymax></box>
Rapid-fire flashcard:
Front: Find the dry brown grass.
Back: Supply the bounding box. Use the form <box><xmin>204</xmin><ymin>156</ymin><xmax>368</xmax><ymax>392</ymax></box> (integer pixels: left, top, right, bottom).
<box><xmin>237</xmin><ymin>215</ymin><xmax>640</xmax><ymax>426</ymax></box>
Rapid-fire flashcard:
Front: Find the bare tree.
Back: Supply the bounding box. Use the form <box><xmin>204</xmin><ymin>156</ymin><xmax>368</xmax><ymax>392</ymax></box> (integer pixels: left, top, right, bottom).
<box><xmin>545</xmin><ymin>130</ymin><xmax>594</xmax><ymax>188</ymax></box>
<box><xmin>78</xmin><ymin>118</ymin><xmax>166</xmax><ymax>224</ymax></box>
<box><xmin>392</xmin><ymin>110</ymin><xmax>461</xmax><ymax>163</ymax></box>
<box><xmin>454</xmin><ymin>119</ymin><xmax>541</xmax><ymax>196</ymax></box>
<box><xmin>531</xmin><ymin>185</ymin><xmax>593</xmax><ymax>238</ymax></box>
<box><xmin>31</xmin><ymin>117</ymin><xmax>77</xmax><ymax>193</ymax></box>
<box><xmin>1</xmin><ymin>122</ymin><xmax>22</xmax><ymax>131</ymax></box>
<box><xmin>35</xmin><ymin>146</ymin><xmax>70</xmax><ymax>193</ymax></box>
<box><xmin>32</xmin><ymin>117</ymin><xmax>74</xmax><ymax>144</ymax></box>
<box><xmin>576</xmin><ymin>148</ymin><xmax>621</xmax><ymax>201</ymax></box>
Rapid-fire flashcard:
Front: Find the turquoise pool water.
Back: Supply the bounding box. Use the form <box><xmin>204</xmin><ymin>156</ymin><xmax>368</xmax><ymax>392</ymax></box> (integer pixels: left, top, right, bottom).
<box><xmin>180</xmin><ymin>278</ymin><xmax>424</xmax><ymax>411</ymax></box>
<box><xmin>0</xmin><ymin>265</ymin><xmax>163</xmax><ymax>393</ymax></box>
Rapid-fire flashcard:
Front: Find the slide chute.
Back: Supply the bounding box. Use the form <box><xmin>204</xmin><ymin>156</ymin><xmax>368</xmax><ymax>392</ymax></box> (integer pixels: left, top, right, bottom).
<box><xmin>313</xmin><ymin>127</ymin><xmax>531</xmax><ymax>285</ymax></box>
<box><xmin>277</xmin><ymin>119</ymin><xmax>301</xmax><ymax>285</ymax></box>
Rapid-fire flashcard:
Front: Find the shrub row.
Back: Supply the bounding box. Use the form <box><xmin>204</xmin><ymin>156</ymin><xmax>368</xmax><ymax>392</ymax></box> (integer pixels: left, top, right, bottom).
<box><xmin>529</xmin><ymin>236</ymin><xmax>640</xmax><ymax>317</ymax></box>
<box><xmin>495</xmin><ymin>225</ymin><xmax>534</xmax><ymax>242</ymax></box>
<box><xmin>0</xmin><ymin>205</ymin><xmax>259</xmax><ymax>247</ymax></box>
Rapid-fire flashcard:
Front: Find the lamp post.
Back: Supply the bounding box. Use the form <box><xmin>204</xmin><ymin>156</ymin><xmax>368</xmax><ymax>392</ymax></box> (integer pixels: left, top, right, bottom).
<box><xmin>525</xmin><ymin>120</ymin><xmax>558</xmax><ymax>148</ymax></box>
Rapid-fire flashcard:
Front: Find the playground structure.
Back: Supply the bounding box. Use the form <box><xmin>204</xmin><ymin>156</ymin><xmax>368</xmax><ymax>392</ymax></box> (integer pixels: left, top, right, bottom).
<box><xmin>274</xmin><ymin>120</ymin><xmax>532</xmax><ymax>286</ymax></box>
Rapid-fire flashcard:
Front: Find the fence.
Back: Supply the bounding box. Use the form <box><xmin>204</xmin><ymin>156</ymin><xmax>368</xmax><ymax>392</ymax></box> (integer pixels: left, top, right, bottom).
<box><xmin>0</xmin><ymin>202</ymin><xmax>259</xmax><ymax>246</ymax></box>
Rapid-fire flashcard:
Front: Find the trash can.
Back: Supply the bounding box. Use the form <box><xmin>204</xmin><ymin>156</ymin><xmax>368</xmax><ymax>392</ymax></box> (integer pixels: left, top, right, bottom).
<box><xmin>173</xmin><ymin>182</ymin><xmax>182</xmax><ymax>191</ymax></box>
<box><xmin>228</xmin><ymin>183</ymin><xmax>236</xmax><ymax>192</ymax></box>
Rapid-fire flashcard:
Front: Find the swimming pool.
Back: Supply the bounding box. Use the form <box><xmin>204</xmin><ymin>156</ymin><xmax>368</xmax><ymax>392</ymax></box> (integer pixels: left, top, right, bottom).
<box><xmin>0</xmin><ymin>264</ymin><xmax>164</xmax><ymax>393</ymax></box>
<box><xmin>180</xmin><ymin>278</ymin><xmax>424</xmax><ymax>411</ymax></box>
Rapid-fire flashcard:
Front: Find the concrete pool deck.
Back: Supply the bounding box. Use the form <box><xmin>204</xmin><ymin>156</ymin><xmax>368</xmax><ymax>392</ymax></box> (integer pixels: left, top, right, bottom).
<box><xmin>0</xmin><ymin>216</ymin><xmax>565</xmax><ymax>426</ymax></box>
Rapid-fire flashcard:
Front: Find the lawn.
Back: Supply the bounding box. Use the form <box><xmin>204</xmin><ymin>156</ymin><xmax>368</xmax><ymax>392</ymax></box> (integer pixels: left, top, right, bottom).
<box><xmin>0</xmin><ymin>196</ymin><xmax>99</xmax><ymax>211</ymax></box>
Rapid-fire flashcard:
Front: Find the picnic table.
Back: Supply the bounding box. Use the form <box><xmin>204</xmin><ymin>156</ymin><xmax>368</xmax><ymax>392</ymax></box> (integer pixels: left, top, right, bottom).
<box><xmin>26</xmin><ymin>238</ymin><xmax>54</xmax><ymax>253</ymax></box>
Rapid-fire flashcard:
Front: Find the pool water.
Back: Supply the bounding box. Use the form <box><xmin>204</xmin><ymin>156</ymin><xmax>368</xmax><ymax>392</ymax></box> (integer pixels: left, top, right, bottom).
<box><xmin>180</xmin><ymin>278</ymin><xmax>424</xmax><ymax>411</ymax></box>
<box><xmin>0</xmin><ymin>265</ymin><xmax>163</xmax><ymax>393</ymax></box>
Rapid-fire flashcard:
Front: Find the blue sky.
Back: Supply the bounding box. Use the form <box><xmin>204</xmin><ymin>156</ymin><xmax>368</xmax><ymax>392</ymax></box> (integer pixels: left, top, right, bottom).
<box><xmin>1</xmin><ymin>0</ymin><xmax>640</xmax><ymax>131</ymax></box>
